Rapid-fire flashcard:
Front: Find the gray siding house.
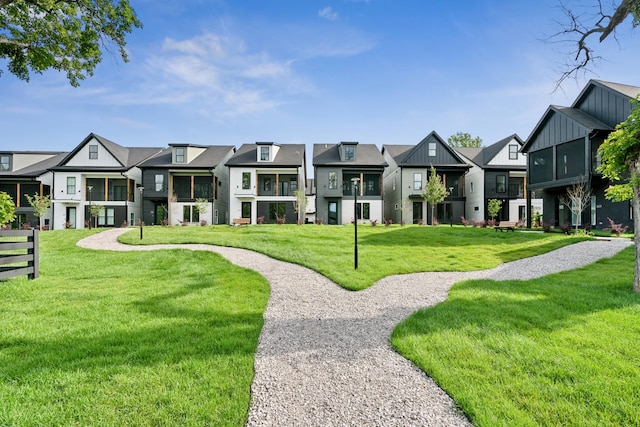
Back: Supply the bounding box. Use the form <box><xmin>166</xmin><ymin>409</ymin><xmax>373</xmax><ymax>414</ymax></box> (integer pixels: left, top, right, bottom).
<box><xmin>313</xmin><ymin>142</ymin><xmax>387</xmax><ymax>225</ymax></box>
<box><xmin>138</xmin><ymin>144</ymin><xmax>235</xmax><ymax>225</ymax></box>
<box><xmin>382</xmin><ymin>131</ymin><xmax>469</xmax><ymax>225</ymax></box>
<box><xmin>522</xmin><ymin>79</ymin><xmax>640</xmax><ymax>230</ymax></box>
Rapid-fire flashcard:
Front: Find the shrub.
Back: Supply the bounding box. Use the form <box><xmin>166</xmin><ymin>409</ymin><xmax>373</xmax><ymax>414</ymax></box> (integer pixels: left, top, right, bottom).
<box><xmin>161</xmin><ymin>218</ymin><xmax>169</xmax><ymax>226</ymax></box>
<box><xmin>120</xmin><ymin>220</ymin><xmax>129</xmax><ymax>228</ymax></box>
<box><xmin>400</xmin><ymin>220</ymin><xmax>406</xmax><ymax>226</ymax></box>
<box><xmin>63</xmin><ymin>221</ymin><xmax>72</xmax><ymax>229</ymax></box>
<box><xmin>276</xmin><ymin>214</ymin><xmax>286</xmax><ymax>225</ymax></box>
<box><xmin>257</xmin><ymin>216</ymin><xmax>265</xmax><ymax>225</ymax></box>
<box><xmin>432</xmin><ymin>217</ymin><xmax>439</xmax><ymax>226</ymax></box>
<box><xmin>370</xmin><ymin>219</ymin><xmax>378</xmax><ymax>226</ymax></box>
<box><xmin>461</xmin><ymin>216</ymin><xmax>469</xmax><ymax>227</ymax></box>
<box><xmin>487</xmin><ymin>218</ymin><xmax>497</xmax><ymax>227</ymax></box>
<box><xmin>418</xmin><ymin>219</ymin><xmax>424</xmax><ymax>226</ymax></box>
<box><xmin>21</xmin><ymin>222</ymin><xmax>31</xmax><ymax>230</ymax></box>
<box><xmin>603</xmin><ymin>217</ymin><xmax>629</xmax><ymax>236</ymax></box>
<box><xmin>384</xmin><ymin>218</ymin><xmax>393</xmax><ymax>226</ymax></box>
<box><xmin>200</xmin><ymin>219</ymin><xmax>207</xmax><ymax>226</ymax></box>
<box><xmin>559</xmin><ymin>223</ymin><xmax>572</xmax><ymax>235</ymax></box>
<box><xmin>315</xmin><ymin>217</ymin><xmax>323</xmax><ymax>225</ymax></box>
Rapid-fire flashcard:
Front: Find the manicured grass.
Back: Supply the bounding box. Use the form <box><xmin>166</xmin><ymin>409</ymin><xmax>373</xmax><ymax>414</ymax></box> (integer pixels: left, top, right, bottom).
<box><xmin>0</xmin><ymin>230</ymin><xmax>269</xmax><ymax>426</ymax></box>
<box><xmin>119</xmin><ymin>224</ymin><xmax>588</xmax><ymax>290</ymax></box>
<box><xmin>391</xmin><ymin>247</ymin><xmax>640</xmax><ymax>426</ymax></box>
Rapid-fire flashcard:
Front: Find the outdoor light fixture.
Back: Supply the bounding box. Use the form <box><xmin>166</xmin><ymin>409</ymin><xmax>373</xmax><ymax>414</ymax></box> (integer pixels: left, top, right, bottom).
<box><xmin>139</xmin><ymin>186</ymin><xmax>144</xmax><ymax>240</ymax></box>
<box><xmin>351</xmin><ymin>177</ymin><xmax>360</xmax><ymax>270</ymax></box>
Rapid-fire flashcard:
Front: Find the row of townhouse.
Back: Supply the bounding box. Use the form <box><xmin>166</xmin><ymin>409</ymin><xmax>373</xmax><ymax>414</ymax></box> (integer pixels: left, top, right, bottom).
<box><xmin>1</xmin><ymin>79</ymin><xmax>637</xmax><ymax>231</ymax></box>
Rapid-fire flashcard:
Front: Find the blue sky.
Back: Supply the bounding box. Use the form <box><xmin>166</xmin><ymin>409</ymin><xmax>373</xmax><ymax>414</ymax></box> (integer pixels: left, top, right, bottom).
<box><xmin>1</xmin><ymin>0</ymin><xmax>639</xmax><ymax>157</ymax></box>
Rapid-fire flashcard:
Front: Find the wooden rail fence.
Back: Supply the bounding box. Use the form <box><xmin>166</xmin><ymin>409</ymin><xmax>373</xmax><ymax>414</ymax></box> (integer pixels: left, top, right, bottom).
<box><xmin>0</xmin><ymin>229</ymin><xmax>39</xmax><ymax>280</ymax></box>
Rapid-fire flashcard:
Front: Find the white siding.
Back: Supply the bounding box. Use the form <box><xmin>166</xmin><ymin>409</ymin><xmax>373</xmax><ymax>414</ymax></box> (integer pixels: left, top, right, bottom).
<box><xmin>65</xmin><ymin>138</ymin><xmax>122</xmax><ymax>167</ymax></box>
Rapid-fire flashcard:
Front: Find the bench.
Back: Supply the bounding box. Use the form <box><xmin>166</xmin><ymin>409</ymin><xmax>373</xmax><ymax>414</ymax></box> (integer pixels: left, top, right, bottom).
<box><xmin>495</xmin><ymin>221</ymin><xmax>517</xmax><ymax>232</ymax></box>
<box><xmin>232</xmin><ymin>218</ymin><xmax>250</xmax><ymax>226</ymax></box>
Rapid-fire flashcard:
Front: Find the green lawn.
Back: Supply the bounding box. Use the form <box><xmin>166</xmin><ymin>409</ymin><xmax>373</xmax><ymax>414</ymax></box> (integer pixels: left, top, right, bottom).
<box><xmin>0</xmin><ymin>230</ymin><xmax>269</xmax><ymax>426</ymax></box>
<box><xmin>119</xmin><ymin>224</ymin><xmax>587</xmax><ymax>290</ymax></box>
<box><xmin>392</xmin><ymin>246</ymin><xmax>640</xmax><ymax>426</ymax></box>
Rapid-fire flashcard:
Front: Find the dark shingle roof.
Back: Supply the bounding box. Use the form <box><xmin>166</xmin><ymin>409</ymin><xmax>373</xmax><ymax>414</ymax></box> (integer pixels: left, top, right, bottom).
<box><xmin>139</xmin><ymin>146</ymin><xmax>235</xmax><ymax>169</ymax></box>
<box><xmin>226</xmin><ymin>143</ymin><xmax>305</xmax><ymax>167</ymax></box>
<box><xmin>0</xmin><ymin>152</ymin><xmax>68</xmax><ymax>178</ymax></box>
<box><xmin>313</xmin><ymin>143</ymin><xmax>387</xmax><ymax>167</ymax></box>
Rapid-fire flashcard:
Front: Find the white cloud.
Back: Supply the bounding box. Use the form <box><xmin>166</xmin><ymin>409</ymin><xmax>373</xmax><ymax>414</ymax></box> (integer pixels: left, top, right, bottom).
<box><xmin>318</xmin><ymin>6</ymin><xmax>338</xmax><ymax>21</ymax></box>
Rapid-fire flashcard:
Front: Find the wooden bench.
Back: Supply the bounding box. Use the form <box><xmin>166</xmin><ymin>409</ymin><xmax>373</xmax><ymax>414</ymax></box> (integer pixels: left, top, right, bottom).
<box><xmin>495</xmin><ymin>221</ymin><xmax>517</xmax><ymax>232</ymax></box>
<box><xmin>232</xmin><ymin>218</ymin><xmax>250</xmax><ymax>226</ymax></box>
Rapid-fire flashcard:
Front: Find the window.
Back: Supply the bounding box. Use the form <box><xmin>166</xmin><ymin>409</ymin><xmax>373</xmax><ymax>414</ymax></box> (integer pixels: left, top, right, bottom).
<box><xmin>67</xmin><ymin>177</ymin><xmax>76</xmax><ymax>194</ymax></box>
<box><xmin>413</xmin><ymin>173</ymin><xmax>422</xmax><ymax>190</ymax></box>
<box><xmin>155</xmin><ymin>175</ymin><xmax>164</xmax><ymax>192</ymax></box>
<box><xmin>328</xmin><ymin>172</ymin><xmax>338</xmax><ymax>190</ymax></box>
<box><xmin>508</xmin><ymin>144</ymin><xmax>518</xmax><ymax>160</ymax></box>
<box><xmin>428</xmin><ymin>142</ymin><xmax>436</xmax><ymax>157</ymax></box>
<box><xmin>470</xmin><ymin>182</ymin><xmax>474</xmax><ymax>193</ymax></box>
<box><xmin>269</xmin><ymin>203</ymin><xmax>286</xmax><ymax>220</ymax></box>
<box><xmin>175</xmin><ymin>147</ymin><xmax>186</xmax><ymax>164</ymax></box>
<box><xmin>89</xmin><ymin>144</ymin><xmax>98</xmax><ymax>159</ymax></box>
<box><xmin>591</xmin><ymin>195</ymin><xmax>597</xmax><ymax>226</ymax></box>
<box><xmin>98</xmin><ymin>208</ymin><xmax>115</xmax><ymax>226</ymax></box>
<box><xmin>0</xmin><ymin>155</ymin><xmax>10</xmax><ymax>171</ymax></box>
<box><xmin>193</xmin><ymin>176</ymin><xmax>211</xmax><ymax>199</ymax></box>
<box><xmin>344</xmin><ymin>145</ymin><xmax>355</xmax><ymax>161</ymax></box>
<box><xmin>264</xmin><ymin>177</ymin><xmax>272</xmax><ymax>192</ymax></box>
<box><xmin>496</xmin><ymin>175</ymin><xmax>506</xmax><ymax>193</ymax></box>
<box><xmin>109</xmin><ymin>179</ymin><xmax>128</xmax><ymax>201</ymax></box>
<box><xmin>183</xmin><ymin>205</ymin><xmax>199</xmax><ymax>223</ymax></box>
<box><xmin>260</xmin><ymin>146</ymin><xmax>270</xmax><ymax>161</ymax></box>
<box><xmin>242</xmin><ymin>172</ymin><xmax>251</xmax><ymax>190</ymax></box>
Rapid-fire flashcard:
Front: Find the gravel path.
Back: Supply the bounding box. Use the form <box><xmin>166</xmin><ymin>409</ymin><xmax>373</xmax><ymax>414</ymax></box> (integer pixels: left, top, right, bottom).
<box><xmin>77</xmin><ymin>229</ymin><xmax>632</xmax><ymax>426</ymax></box>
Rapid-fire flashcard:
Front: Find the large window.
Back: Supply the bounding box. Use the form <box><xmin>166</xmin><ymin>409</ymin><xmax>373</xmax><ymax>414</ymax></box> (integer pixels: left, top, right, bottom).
<box><xmin>98</xmin><ymin>208</ymin><xmax>115</xmax><ymax>226</ymax></box>
<box><xmin>557</xmin><ymin>139</ymin><xmax>585</xmax><ymax>180</ymax></box>
<box><xmin>328</xmin><ymin>172</ymin><xmax>338</xmax><ymax>190</ymax></box>
<box><xmin>193</xmin><ymin>176</ymin><xmax>211</xmax><ymax>199</ymax></box>
<box><xmin>508</xmin><ymin>144</ymin><xmax>518</xmax><ymax>160</ymax></box>
<box><xmin>413</xmin><ymin>173</ymin><xmax>422</xmax><ymax>190</ymax></box>
<box><xmin>363</xmin><ymin>174</ymin><xmax>380</xmax><ymax>196</ymax></box>
<box><xmin>356</xmin><ymin>202</ymin><xmax>370</xmax><ymax>220</ymax></box>
<box><xmin>242</xmin><ymin>172</ymin><xmax>251</xmax><ymax>190</ymax></box>
<box><xmin>496</xmin><ymin>175</ymin><xmax>506</xmax><ymax>193</ymax></box>
<box><xmin>89</xmin><ymin>144</ymin><xmax>98</xmax><ymax>159</ymax></box>
<box><xmin>108</xmin><ymin>179</ymin><xmax>128</xmax><ymax>201</ymax></box>
<box><xmin>67</xmin><ymin>177</ymin><xmax>76</xmax><ymax>194</ymax></box>
<box><xmin>183</xmin><ymin>205</ymin><xmax>199</xmax><ymax>223</ymax></box>
<box><xmin>269</xmin><ymin>203</ymin><xmax>286</xmax><ymax>220</ymax></box>
<box><xmin>0</xmin><ymin>155</ymin><xmax>11</xmax><ymax>171</ymax></box>
<box><xmin>173</xmin><ymin>176</ymin><xmax>191</xmax><ymax>200</ymax></box>
<box><xmin>529</xmin><ymin>147</ymin><xmax>553</xmax><ymax>184</ymax></box>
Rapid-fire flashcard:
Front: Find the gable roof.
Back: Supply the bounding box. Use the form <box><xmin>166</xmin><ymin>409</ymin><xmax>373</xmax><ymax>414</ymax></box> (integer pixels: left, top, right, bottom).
<box><xmin>573</xmin><ymin>79</ymin><xmax>640</xmax><ymax>107</ymax></box>
<box><xmin>383</xmin><ymin>131</ymin><xmax>468</xmax><ymax>170</ymax></box>
<box><xmin>522</xmin><ymin>105</ymin><xmax>612</xmax><ymax>153</ymax></box>
<box><xmin>0</xmin><ymin>152</ymin><xmax>68</xmax><ymax>178</ymax></box>
<box><xmin>53</xmin><ymin>133</ymin><xmax>162</xmax><ymax>171</ymax></box>
<box><xmin>226</xmin><ymin>143</ymin><xmax>305</xmax><ymax>167</ymax></box>
<box><xmin>312</xmin><ymin>143</ymin><xmax>387</xmax><ymax>167</ymax></box>
<box><xmin>456</xmin><ymin>134</ymin><xmax>525</xmax><ymax>170</ymax></box>
<box><xmin>139</xmin><ymin>145</ymin><xmax>235</xmax><ymax>169</ymax></box>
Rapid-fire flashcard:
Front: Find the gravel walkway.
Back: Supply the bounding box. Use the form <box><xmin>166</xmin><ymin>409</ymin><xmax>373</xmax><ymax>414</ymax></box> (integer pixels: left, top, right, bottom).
<box><xmin>77</xmin><ymin>229</ymin><xmax>632</xmax><ymax>426</ymax></box>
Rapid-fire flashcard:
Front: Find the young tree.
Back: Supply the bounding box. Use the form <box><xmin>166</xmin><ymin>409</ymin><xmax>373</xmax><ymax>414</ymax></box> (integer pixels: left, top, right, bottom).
<box><xmin>422</xmin><ymin>165</ymin><xmax>449</xmax><ymax>225</ymax></box>
<box><xmin>194</xmin><ymin>198</ymin><xmax>209</xmax><ymax>223</ymax></box>
<box><xmin>89</xmin><ymin>204</ymin><xmax>104</xmax><ymax>228</ymax></box>
<box><xmin>558</xmin><ymin>177</ymin><xmax>592</xmax><ymax>232</ymax></box>
<box><xmin>293</xmin><ymin>188</ymin><xmax>307</xmax><ymax>225</ymax></box>
<box><xmin>447</xmin><ymin>132</ymin><xmax>483</xmax><ymax>148</ymax></box>
<box><xmin>0</xmin><ymin>191</ymin><xmax>16</xmax><ymax>228</ymax></box>
<box><xmin>598</xmin><ymin>96</ymin><xmax>640</xmax><ymax>292</ymax></box>
<box><xmin>487</xmin><ymin>199</ymin><xmax>503</xmax><ymax>220</ymax></box>
<box><xmin>0</xmin><ymin>0</ymin><xmax>142</xmax><ymax>86</ymax></box>
<box><xmin>551</xmin><ymin>0</ymin><xmax>640</xmax><ymax>88</ymax></box>
<box><xmin>24</xmin><ymin>192</ymin><xmax>51</xmax><ymax>230</ymax></box>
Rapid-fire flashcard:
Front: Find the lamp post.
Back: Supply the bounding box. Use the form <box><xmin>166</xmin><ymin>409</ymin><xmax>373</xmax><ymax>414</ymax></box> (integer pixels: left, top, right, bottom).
<box><xmin>351</xmin><ymin>177</ymin><xmax>360</xmax><ymax>270</ymax></box>
<box><xmin>87</xmin><ymin>185</ymin><xmax>93</xmax><ymax>229</ymax></box>
<box><xmin>448</xmin><ymin>187</ymin><xmax>454</xmax><ymax>227</ymax></box>
<box><xmin>139</xmin><ymin>186</ymin><xmax>144</xmax><ymax>240</ymax></box>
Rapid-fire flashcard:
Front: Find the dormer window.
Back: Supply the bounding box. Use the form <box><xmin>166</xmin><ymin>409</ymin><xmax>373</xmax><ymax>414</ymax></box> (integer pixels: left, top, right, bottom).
<box><xmin>89</xmin><ymin>144</ymin><xmax>98</xmax><ymax>159</ymax></box>
<box><xmin>0</xmin><ymin>154</ymin><xmax>10</xmax><ymax>171</ymax></box>
<box><xmin>344</xmin><ymin>145</ymin><xmax>355</xmax><ymax>161</ymax></box>
<box><xmin>509</xmin><ymin>144</ymin><xmax>519</xmax><ymax>160</ymax></box>
<box><xmin>260</xmin><ymin>146</ymin><xmax>270</xmax><ymax>161</ymax></box>
<box><xmin>175</xmin><ymin>147</ymin><xmax>186</xmax><ymax>164</ymax></box>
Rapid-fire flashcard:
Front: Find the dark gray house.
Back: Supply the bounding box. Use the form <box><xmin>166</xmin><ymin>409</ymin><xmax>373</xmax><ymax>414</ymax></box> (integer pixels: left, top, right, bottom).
<box><xmin>522</xmin><ymin>79</ymin><xmax>640</xmax><ymax>230</ymax></box>
<box><xmin>138</xmin><ymin>144</ymin><xmax>235</xmax><ymax>225</ymax></box>
<box><xmin>382</xmin><ymin>131</ymin><xmax>470</xmax><ymax>224</ymax></box>
<box><xmin>313</xmin><ymin>142</ymin><xmax>387</xmax><ymax>225</ymax></box>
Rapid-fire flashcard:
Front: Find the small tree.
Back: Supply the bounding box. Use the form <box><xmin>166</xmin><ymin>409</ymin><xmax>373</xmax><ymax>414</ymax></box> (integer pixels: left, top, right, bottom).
<box><xmin>598</xmin><ymin>95</ymin><xmax>640</xmax><ymax>292</ymax></box>
<box><xmin>89</xmin><ymin>204</ymin><xmax>104</xmax><ymax>228</ymax></box>
<box><xmin>193</xmin><ymin>198</ymin><xmax>209</xmax><ymax>222</ymax></box>
<box><xmin>293</xmin><ymin>188</ymin><xmax>307</xmax><ymax>225</ymax></box>
<box><xmin>558</xmin><ymin>177</ymin><xmax>592</xmax><ymax>232</ymax></box>
<box><xmin>447</xmin><ymin>132</ymin><xmax>482</xmax><ymax>148</ymax></box>
<box><xmin>0</xmin><ymin>191</ymin><xmax>16</xmax><ymax>228</ymax></box>
<box><xmin>487</xmin><ymin>199</ymin><xmax>503</xmax><ymax>220</ymax></box>
<box><xmin>422</xmin><ymin>165</ymin><xmax>449</xmax><ymax>225</ymax></box>
<box><xmin>24</xmin><ymin>192</ymin><xmax>51</xmax><ymax>230</ymax></box>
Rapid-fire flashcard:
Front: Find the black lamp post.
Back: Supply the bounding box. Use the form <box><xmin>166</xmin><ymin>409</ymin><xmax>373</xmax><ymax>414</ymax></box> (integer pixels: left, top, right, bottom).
<box><xmin>87</xmin><ymin>185</ymin><xmax>93</xmax><ymax>229</ymax></box>
<box><xmin>448</xmin><ymin>187</ymin><xmax>454</xmax><ymax>227</ymax></box>
<box><xmin>351</xmin><ymin>177</ymin><xmax>360</xmax><ymax>270</ymax></box>
<box><xmin>139</xmin><ymin>186</ymin><xmax>144</xmax><ymax>240</ymax></box>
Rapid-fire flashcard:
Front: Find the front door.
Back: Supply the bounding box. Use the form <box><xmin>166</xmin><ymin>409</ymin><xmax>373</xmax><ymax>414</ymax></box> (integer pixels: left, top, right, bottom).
<box><xmin>413</xmin><ymin>202</ymin><xmax>422</xmax><ymax>224</ymax></box>
<box><xmin>242</xmin><ymin>202</ymin><xmax>251</xmax><ymax>220</ymax></box>
<box><xmin>328</xmin><ymin>201</ymin><xmax>338</xmax><ymax>225</ymax></box>
<box><xmin>154</xmin><ymin>203</ymin><xmax>165</xmax><ymax>225</ymax></box>
<box><xmin>66</xmin><ymin>207</ymin><xmax>76</xmax><ymax>229</ymax></box>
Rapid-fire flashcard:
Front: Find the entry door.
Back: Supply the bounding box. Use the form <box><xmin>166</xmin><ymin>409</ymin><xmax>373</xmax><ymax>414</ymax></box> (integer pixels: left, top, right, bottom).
<box><xmin>242</xmin><ymin>202</ymin><xmax>251</xmax><ymax>219</ymax></box>
<box><xmin>66</xmin><ymin>207</ymin><xmax>76</xmax><ymax>229</ymax></box>
<box><xmin>328</xmin><ymin>201</ymin><xmax>338</xmax><ymax>225</ymax></box>
<box><xmin>413</xmin><ymin>202</ymin><xmax>423</xmax><ymax>224</ymax></box>
<box><xmin>155</xmin><ymin>204</ymin><xmax>165</xmax><ymax>225</ymax></box>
